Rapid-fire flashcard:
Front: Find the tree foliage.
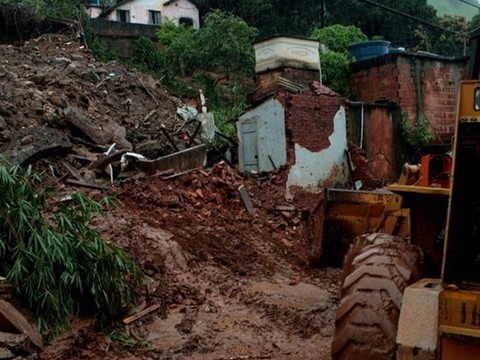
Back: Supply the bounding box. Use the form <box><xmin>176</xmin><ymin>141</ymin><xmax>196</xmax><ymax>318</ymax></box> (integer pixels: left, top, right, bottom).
<box><xmin>0</xmin><ymin>0</ymin><xmax>87</xmax><ymax>19</ymax></box>
<box><xmin>130</xmin><ymin>37</ymin><xmax>162</xmax><ymax>73</ymax></box>
<box><xmin>470</xmin><ymin>10</ymin><xmax>480</xmax><ymax>31</ymax></box>
<box><xmin>432</xmin><ymin>15</ymin><xmax>468</xmax><ymax>57</ymax></box>
<box><xmin>194</xmin><ymin>0</ymin><xmax>472</xmax><ymax>57</ymax></box>
<box><xmin>194</xmin><ymin>0</ymin><xmax>322</xmax><ymax>38</ymax></box>
<box><xmin>194</xmin><ymin>9</ymin><xmax>258</xmax><ymax>78</ymax></box>
<box><xmin>0</xmin><ymin>164</ymin><xmax>142</xmax><ymax>335</ymax></box>
<box><xmin>319</xmin><ymin>51</ymin><xmax>352</xmax><ymax>96</ymax></box>
<box><xmin>325</xmin><ymin>0</ymin><xmax>439</xmax><ymax>49</ymax></box>
<box><xmin>156</xmin><ymin>10</ymin><xmax>257</xmax><ymax>79</ymax></box>
<box><xmin>310</xmin><ymin>24</ymin><xmax>367</xmax><ymax>96</ymax></box>
<box><xmin>154</xmin><ymin>10</ymin><xmax>257</xmax><ymax>136</ymax></box>
<box><xmin>310</xmin><ymin>24</ymin><xmax>368</xmax><ymax>52</ymax></box>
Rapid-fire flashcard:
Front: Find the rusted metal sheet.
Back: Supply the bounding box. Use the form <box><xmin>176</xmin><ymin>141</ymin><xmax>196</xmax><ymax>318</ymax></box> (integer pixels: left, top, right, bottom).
<box><xmin>136</xmin><ymin>144</ymin><xmax>207</xmax><ymax>175</ymax></box>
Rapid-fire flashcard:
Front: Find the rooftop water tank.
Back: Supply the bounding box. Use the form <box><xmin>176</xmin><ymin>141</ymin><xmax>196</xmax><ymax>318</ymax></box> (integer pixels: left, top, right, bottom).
<box><xmin>348</xmin><ymin>40</ymin><xmax>390</xmax><ymax>61</ymax></box>
<box><xmin>254</xmin><ymin>37</ymin><xmax>320</xmax><ymax>73</ymax></box>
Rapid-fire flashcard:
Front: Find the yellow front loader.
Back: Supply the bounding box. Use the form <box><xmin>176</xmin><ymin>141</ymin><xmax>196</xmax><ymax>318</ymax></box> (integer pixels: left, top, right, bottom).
<box><xmin>329</xmin><ymin>32</ymin><xmax>480</xmax><ymax>360</ymax></box>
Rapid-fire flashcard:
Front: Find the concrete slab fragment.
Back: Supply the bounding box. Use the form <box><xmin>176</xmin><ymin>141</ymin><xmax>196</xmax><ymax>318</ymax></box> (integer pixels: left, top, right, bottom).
<box><xmin>0</xmin><ymin>300</ymin><xmax>43</xmax><ymax>350</ymax></box>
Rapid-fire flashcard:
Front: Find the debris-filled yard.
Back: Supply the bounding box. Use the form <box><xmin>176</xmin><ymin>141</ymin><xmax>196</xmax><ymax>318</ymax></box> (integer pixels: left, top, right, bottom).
<box><xmin>0</xmin><ymin>33</ymin><xmax>341</xmax><ymax>360</ymax></box>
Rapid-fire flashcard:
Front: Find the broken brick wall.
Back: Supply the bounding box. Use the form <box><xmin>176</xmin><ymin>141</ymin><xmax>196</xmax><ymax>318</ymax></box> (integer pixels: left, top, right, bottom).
<box><xmin>245</xmin><ymin>68</ymin><xmax>348</xmax><ymax>194</ymax></box>
<box><xmin>282</xmin><ymin>87</ymin><xmax>348</xmax><ymax>194</ymax></box>
<box><xmin>349</xmin><ymin>53</ymin><xmax>467</xmax><ymax>144</ymax></box>
<box><xmin>283</xmin><ymin>90</ymin><xmax>345</xmax><ymax>168</ymax></box>
<box><xmin>348</xmin><ymin>102</ymin><xmax>402</xmax><ymax>183</ymax></box>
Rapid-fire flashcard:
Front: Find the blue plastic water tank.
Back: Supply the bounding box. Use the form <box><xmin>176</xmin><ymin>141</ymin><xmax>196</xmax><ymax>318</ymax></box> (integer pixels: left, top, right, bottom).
<box><xmin>348</xmin><ymin>40</ymin><xmax>390</xmax><ymax>61</ymax></box>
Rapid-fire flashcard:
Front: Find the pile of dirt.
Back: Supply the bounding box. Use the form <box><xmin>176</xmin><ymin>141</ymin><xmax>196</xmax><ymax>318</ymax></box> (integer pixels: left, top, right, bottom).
<box><xmin>0</xmin><ymin>32</ymin><xmax>203</xmax><ymax>167</ymax></box>
<box><xmin>0</xmin><ymin>31</ymin><xmax>340</xmax><ymax>360</ymax></box>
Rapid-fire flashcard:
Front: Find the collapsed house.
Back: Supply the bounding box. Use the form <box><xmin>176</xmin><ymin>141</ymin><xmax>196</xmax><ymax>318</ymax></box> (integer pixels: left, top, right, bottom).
<box><xmin>237</xmin><ymin>37</ymin><xmax>349</xmax><ymax>198</ymax></box>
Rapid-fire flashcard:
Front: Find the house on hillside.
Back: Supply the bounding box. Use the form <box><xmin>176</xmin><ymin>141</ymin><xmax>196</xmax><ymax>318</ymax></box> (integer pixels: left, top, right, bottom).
<box><xmin>237</xmin><ymin>37</ymin><xmax>349</xmax><ymax>196</ymax></box>
<box><xmin>86</xmin><ymin>0</ymin><xmax>199</xmax><ymax>58</ymax></box>
<box><xmin>86</xmin><ymin>0</ymin><xmax>200</xmax><ymax>29</ymax></box>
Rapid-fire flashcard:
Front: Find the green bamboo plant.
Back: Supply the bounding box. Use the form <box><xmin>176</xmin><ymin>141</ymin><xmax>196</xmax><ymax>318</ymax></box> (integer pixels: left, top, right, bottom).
<box><xmin>0</xmin><ymin>164</ymin><xmax>142</xmax><ymax>335</ymax></box>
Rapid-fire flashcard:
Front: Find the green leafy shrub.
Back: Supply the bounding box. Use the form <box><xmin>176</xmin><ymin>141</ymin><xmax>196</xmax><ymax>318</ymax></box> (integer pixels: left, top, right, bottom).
<box><xmin>156</xmin><ymin>20</ymin><xmax>197</xmax><ymax>78</ymax></box>
<box><xmin>130</xmin><ymin>37</ymin><xmax>161</xmax><ymax>72</ymax></box>
<box><xmin>0</xmin><ymin>164</ymin><xmax>142</xmax><ymax>335</ymax></box>
<box><xmin>156</xmin><ymin>10</ymin><xmax>257</xmax><ymax>79</ymax></box>
<box><xmin>310</xmin><ymin>24</ymin><xmax>367</xmax><ymax>97</ymax></box>
<box><xmin>310</xmin><ymin>24</ymin><xmax>368</xmax><ymax>53</ymax></box>
<box><xmin>81</xmin><ymin>13</ymin><xmax>118</xmax><ymax>62</ymax></box>
<box><xmin>320</xmin><ymin>51</ymin><xmax>352</xmax><ymax>96</ymax></box>
<box><xmin>194</xmin><ymin>9</ymin><xmax>258</xmax><ymax>79</ymax></box>
<box><xmin>398</xmin><ymin>113</ymin><xmax>434</xmax><ymax>164</ymax></box>
<box><xmin>400</xmin><ymin>114</ymin><xmax>434</xmax><ymax>149</ymax></box>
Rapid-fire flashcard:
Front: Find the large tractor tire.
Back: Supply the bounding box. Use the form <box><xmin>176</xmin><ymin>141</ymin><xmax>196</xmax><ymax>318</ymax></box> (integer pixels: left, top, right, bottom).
<box><xmin>331</xmin><ymin>233</ymin><xmax>424</xmax><ymax>360</ymax></box>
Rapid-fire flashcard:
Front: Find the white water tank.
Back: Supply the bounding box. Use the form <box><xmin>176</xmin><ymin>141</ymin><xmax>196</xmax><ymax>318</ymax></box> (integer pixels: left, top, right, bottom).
<box><xmin>254</xmin><ymin>36</ymin><xmax>320</xmax><ymax>73</ymax></box>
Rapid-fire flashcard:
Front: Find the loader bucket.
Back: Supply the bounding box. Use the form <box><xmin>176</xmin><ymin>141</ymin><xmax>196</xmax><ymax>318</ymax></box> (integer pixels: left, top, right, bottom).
<box><xmin>306</xmin><ymin>187</ymin><xmax>404</xmax><ymax>267</ymax></box>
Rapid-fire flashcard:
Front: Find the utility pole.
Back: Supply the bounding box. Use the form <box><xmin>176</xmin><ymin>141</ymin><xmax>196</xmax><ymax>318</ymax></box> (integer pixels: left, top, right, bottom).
<box><xmin>320</xmin><ymin>0</ymin><xmax>326</xmax><ymax>28</ymax></box>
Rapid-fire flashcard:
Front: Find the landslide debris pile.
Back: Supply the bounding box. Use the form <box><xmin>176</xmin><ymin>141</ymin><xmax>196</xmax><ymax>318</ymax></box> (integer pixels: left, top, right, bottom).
<box><xmin>0</xmin><ymin>32</ymin><xmax>200</xmax><ymax>171</ymax></box>
<box><xmin>0</xmin><ymin>32</ymin><xmax>340</xmax><ymax>360</ymax></box>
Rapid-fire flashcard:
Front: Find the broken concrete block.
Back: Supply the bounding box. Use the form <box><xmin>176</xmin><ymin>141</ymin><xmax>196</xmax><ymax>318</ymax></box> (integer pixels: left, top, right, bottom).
<box><xmin>0</xmin><ymin>331</ymin><xmax>32</xmax><ymax>355</ymax></box>
<box><xmin>135</xmin><ymin>144</ymin><xmax>207</xmax><ymax>175</ymax></box>
<box><xmin>0</xmin><ymin>347</ymin><xmax>14</xmax><ymax>359</ymax></box>
<box><xmin>63</xmin><ymin>107</ymin><xmax>131</xmax><ymax>148</ymax></box>
<box><xmin>63</xmin><ymin>107</ymin><xmax>111</xmax><ymax>145</ymax></box>
<box><xmin>8</xmin><ymin>127</ymin><xmax>73</xmax><ymax>165</ymax></box>
<box><xmin>177</xmin><ymin>106</ymin><xmax>198</xmax><ymax>121</ymax></box>
<box><xmin>197</xmin><ymin>113</ymin><xmax>216</xmax><ymax>143</ymax></box>
<box><xmin>0</xmin><ymin>300</ymin><xmax>43</xmax><ymax>351</ymax></box>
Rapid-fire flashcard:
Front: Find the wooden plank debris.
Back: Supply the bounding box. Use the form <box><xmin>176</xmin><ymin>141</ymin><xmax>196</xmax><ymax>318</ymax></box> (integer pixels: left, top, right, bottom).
<box><xmin>60</xmin><ymin>161</ymin><xmax>82</xmax><ymax>180</ymax></box>
<box><xmin>238</xmin><ymin>185</ymin><xmax>255</xmax><ymax>214</ymax></box>
<box><xmin>70</xmin><ymin>155</ymin><xmax>94</xmax><ymax>164</ymax></box>
<box><xmin>161</xmin><ymin>167</ymin><xmax>200</xmax><ymax>180</ymax></box>
<box><xmin>188</xmin><ymin>121</ymin><xmax>202</xmax><ymax>147</ymax></box>
<box><xmin>122</xmin><ymin>304</ymin><xmax>161</xmax><ymax>325</ymax></box>
<box><xmin>88</xmin><ymin>150</ymin><xmax>127</xmax><ymax>171</ymax></box>
<box><xmin>160</xmin><ymin>125</ymin><xmax>179</xmax><ymax>152</ymax></box>
<box><xmin>65</xmin><ymin>179</ymin><xmax>109</xmax><ymax>190</ymax></box>
<box><xmin>0</xmin><ymin>300</ymin><xmax>43</xmax><ymax>350</ymax></box>
<box><xmin>68</xmin><ymin>135</ymin><xmax>108</xmax><ymax>152</ymax></box>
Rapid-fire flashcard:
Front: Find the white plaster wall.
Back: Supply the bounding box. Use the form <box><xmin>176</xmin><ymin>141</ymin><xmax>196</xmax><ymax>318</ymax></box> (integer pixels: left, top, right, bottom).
<box><xmin>286</xmin><ymin>106</ymin><xmax>348</xmax><ymax>193</ymax></box>
<box><xmin>163</xmin><ymin>0</ymin><xmax>200</xmax><ymax>29</ymax></box>
<box><xmin>103</xmin><ymin>0</ymin><xmax>199</xmax><ymax>28</ymax></box>
<box><xmin>87</xmin><ymin>7</ymin><xmax>103</xmax><ymax>18</ymax></box>
<box><xmin>104</xmin><ymin>0</ymin><xmax>158</xmax><ymax>23</ymax></box>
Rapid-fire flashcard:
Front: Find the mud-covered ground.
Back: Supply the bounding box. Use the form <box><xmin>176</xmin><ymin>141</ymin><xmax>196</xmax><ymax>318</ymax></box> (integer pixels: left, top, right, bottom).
<box><xmin>0</xmin><ymin>30</ymin><xmax>341</xmax><ymax>360</ymax></box>
<box><xmin>38</xmin><ymin>164</ymin><xmax>341</xmax><ymax>360</ymax></box>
